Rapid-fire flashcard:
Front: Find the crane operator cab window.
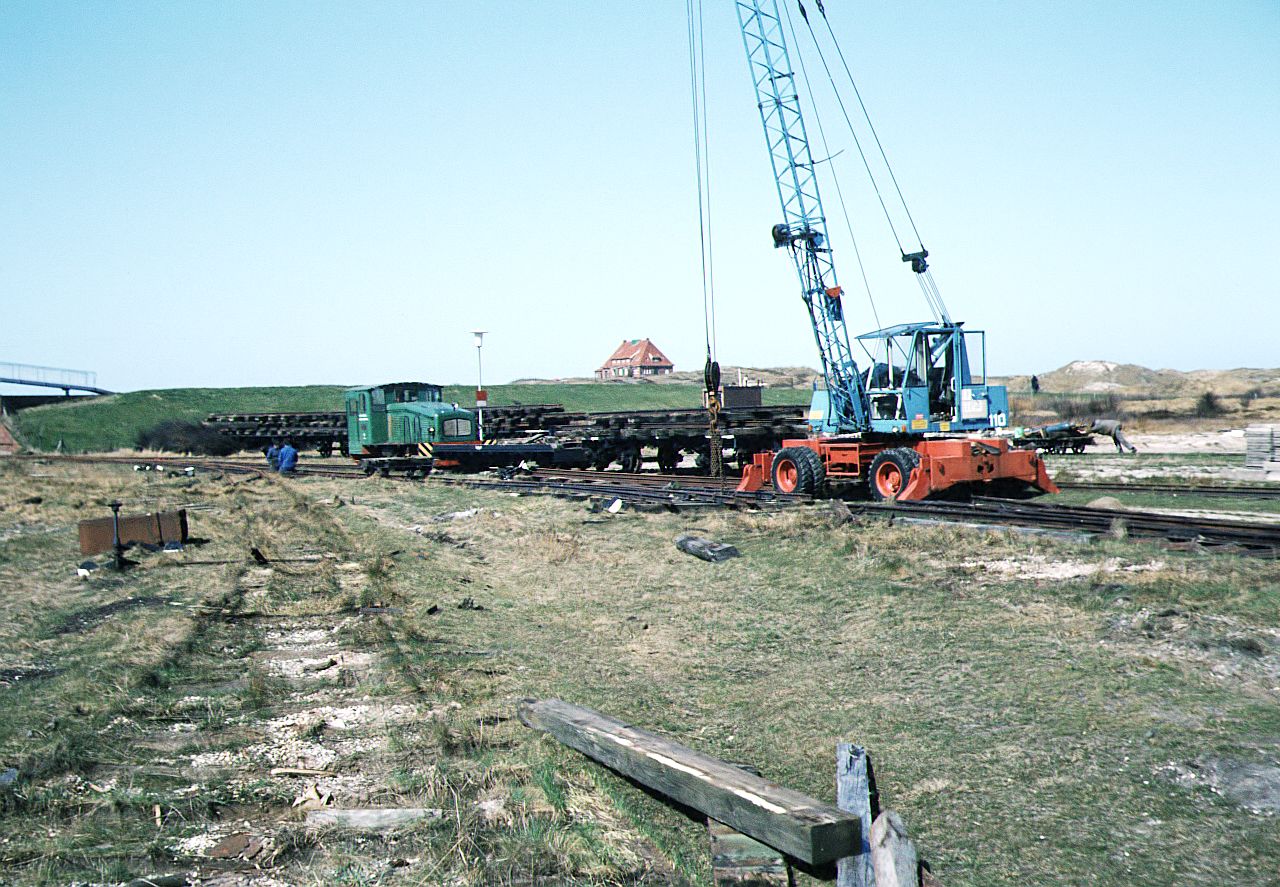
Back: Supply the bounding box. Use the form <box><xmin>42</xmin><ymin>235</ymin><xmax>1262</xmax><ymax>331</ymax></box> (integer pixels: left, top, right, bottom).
<box><xmin>921</xmin><ymin>331</ymin><xmax>958</xmax><ymax>420</ymax></box>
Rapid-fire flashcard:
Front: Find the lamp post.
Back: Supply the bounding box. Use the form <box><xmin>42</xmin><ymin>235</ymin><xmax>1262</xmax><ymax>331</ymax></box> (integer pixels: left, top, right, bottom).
<box><xmin>471</xmin><ymin>330</ymin><xmax>487</xmax><ymax>440</ymax></box>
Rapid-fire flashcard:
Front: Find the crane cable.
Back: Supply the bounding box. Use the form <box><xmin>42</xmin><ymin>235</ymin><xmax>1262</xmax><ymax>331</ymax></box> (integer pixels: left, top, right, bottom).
<box><xmin>812</xmin><ymin>0</ymin><xmax>926</xmax><ymax>252</ymax></box>
<box><xmin>686</xmin><ymin>0</ymin><xmax>717</xmax><ymax>364</ymax></box>
<box><xmin>781</xmin><ymin>0</ymin><xmax>883</xmax><ymax>333</ymax></box>
<box><xmin>687</xmin><ymin>0</ymin><xmax>723</xmax><ymax>479</ymax></box>
<box><xmin>801</xmin><ymin>0</ymin><xmax>952</xmax><ymax>324</ymax></box>
<box><xmin>795</xmin><ymin>0</ymin><xmax>907</xmax><ymax>256</ymax></box>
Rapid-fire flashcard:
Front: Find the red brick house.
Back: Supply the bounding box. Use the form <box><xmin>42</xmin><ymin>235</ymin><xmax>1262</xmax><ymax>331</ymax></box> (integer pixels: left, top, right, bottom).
<box><xmin>596</xmin><ymin>339</ymin><xmax>675</xmax><ymax>379</ymax></box>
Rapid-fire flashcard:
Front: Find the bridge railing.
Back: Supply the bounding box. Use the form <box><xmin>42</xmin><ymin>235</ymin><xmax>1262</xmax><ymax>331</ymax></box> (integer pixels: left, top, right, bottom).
<box><xmin>0</xmin><ymin>362</ymin><xmax>107</xmax><ymax>393</ymax></box>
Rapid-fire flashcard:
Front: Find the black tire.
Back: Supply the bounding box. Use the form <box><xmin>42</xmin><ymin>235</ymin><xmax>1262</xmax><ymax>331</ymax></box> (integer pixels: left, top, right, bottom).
<box><xmin>794</xmin><ymin>447</ymin><xmax>826</xmax><ymax>492</ymax></box>
<box><xmin>771</xmin><ymin>446</ymin><xmax>817</xmax><ymax>494</ymax></box>
<box><xmin>867</xmin><ymin>447</ymin><xmax>921</xmax><ymax>501</ymax></box>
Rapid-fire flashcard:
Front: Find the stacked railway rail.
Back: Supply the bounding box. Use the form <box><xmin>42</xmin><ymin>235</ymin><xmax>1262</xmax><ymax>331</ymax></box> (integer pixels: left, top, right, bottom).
<box><xmin>202</xmin><ymin>404</ymin><xmax>812</xmax><ymax>465</ymax></box>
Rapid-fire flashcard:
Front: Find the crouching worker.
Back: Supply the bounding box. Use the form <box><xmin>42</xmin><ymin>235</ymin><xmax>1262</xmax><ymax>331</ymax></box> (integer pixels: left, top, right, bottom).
<box><xmin>265</xmin><ymin>439</ymin><xmax>281</xmax><ymax>470</ymax></box>
<box><xmin>1089</xmin><ymin>418</ymin><xmax>1137</xmax><ymax>454</ymax></box>
<box><xmin>277</xmin><ymin>440</ymin><xmax>299</xmax><ymax>474</ymax></box>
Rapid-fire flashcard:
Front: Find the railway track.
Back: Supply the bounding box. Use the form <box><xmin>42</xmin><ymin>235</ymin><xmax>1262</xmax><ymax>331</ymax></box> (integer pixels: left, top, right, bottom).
<box><xmin>1058</xmin><ymin>480</ymin><xmax>1280</xmax><ymax>500</ymax></box>
<box><xmin>860</xmin><ymin>497</ymin><xmax>1280</xmax><ymax>557</ymax></box>
<box><xmin>11</xmin><ymin>453</ymin><xmax>363</xmax><ymax>479</ymax></box>
<box><xmin>14</xmin><ymin>455</ymin><xmax>1278</xmax><ymax>554</ymax></box>
<box><xmin>438</xmin><ymin>468</ymin><xmax>806</xmax><ymax>509</ymax></box>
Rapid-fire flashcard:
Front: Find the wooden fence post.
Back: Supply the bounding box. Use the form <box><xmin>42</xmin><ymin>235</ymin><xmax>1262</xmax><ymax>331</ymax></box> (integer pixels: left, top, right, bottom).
<box><xmin>835</xmin><ymin>743</ymin><xmax>878</xmax><ymax>887</ymax></box>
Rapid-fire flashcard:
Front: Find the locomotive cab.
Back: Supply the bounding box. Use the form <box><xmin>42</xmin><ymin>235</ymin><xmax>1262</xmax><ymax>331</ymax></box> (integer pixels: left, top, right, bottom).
<box><xmin>345</xmin><ymin>382</ymin><xmax>475</xmax><ymax>457</ymax></box>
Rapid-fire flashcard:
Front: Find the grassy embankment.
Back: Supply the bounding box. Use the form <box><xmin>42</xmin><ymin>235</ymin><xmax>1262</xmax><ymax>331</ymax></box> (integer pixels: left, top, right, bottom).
<box><xmin>12</xmin><ymin>383</ymin><xmax>811</xmax><ymax>453</ymax></box>
<box><xmin>1</xmin><ymin>460</ymin><xmax>1277</xmax><ymax>885</ymax></box>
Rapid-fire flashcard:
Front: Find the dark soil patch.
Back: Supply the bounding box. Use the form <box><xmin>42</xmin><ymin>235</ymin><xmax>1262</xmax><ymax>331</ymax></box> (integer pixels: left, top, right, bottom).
<box><xmin>0</xmin><ymin>666</ymin><xmax>61</xmax><ymax>687</ymax></box>
<box><xmin>52</xmin><ymin>596</ymin><xmax>170</xmax><ymax>636</ymax></box>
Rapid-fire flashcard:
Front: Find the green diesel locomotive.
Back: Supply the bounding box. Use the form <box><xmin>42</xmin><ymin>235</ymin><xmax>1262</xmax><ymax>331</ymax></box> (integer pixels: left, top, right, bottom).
<box><xmin>344</xmin><ymin>382</ymin><xmax>476</xmax><ymax>462</ymax></box>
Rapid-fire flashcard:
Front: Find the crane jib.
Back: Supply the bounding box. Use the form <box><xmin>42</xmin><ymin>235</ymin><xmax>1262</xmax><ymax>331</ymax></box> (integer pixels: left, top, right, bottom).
<box><xmin>736</xmin><ymin>0</ymin><xmax>868</xmax><ymax>431</ymax></box>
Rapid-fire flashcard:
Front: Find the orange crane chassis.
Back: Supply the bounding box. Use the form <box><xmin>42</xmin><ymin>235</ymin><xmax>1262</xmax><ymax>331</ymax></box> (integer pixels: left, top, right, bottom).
<box><xmin>737</xmin><ymin>437</ymin><xmax>1058</xmax><ymax>501</ymax></box>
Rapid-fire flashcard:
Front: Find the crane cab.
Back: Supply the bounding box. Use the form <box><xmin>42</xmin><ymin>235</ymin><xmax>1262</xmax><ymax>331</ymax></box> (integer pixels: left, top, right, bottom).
<box><xmin>807</xmin><ymin>322</ymin><xmax>1009</xmax><ymax>436</ymax></box>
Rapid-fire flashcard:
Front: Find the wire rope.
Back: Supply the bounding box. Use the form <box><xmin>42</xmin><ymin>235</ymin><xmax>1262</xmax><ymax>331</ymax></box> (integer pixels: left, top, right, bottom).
<box><xmin>814</xmin><ymin>0</ymin><xmax>925</xmax><ymax>251</ymax></box>
<box><xmin>795</xmin><ymin>0</ymin><xmax>906</xmax><ymax>255</ymax></box>
<box><xmin>782</xmin><ymin>0</ymin><xmax>883</xmax><ymax>333</ymax></box>
<box><xmin>686</xmin><ymin>0</ymin><xmax>717</xmax><ymax>362</ymax></box>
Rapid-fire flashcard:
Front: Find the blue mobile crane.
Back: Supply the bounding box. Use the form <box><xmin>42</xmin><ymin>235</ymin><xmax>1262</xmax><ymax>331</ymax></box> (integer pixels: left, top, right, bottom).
<box><xmin>732</xmin><ymin>0</ymin><xmax>1057</xmax><ymax>500</ymax></box>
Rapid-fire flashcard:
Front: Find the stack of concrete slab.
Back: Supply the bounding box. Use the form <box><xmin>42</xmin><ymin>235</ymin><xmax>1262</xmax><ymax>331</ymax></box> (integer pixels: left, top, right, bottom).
<box><xmin>1245</xmin><ymin>424</ymin><xmax>1279</xmax><ymax>470</ymax></box>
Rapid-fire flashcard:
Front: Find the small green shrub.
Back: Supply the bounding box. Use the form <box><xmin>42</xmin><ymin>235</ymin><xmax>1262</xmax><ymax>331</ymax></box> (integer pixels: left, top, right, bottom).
<box><xmin>1195</xmin><ymin>391</ymin><xmax>1225</xmax><ymax>417</ymax></box>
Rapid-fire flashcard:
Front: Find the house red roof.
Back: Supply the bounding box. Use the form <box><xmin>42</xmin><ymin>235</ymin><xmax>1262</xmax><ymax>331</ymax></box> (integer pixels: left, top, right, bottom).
<box><xmin>597</xmin><ymin>338</ymin><xmax>674</xmax><ymax>372</ymax></box>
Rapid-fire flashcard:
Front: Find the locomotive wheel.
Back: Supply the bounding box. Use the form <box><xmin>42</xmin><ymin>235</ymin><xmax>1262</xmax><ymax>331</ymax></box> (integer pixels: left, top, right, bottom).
<box><xmin>361</xmin><ymin>461</ymin><xmax>376</xmax><ymax>476</ymax></box>
<box><xmin>868</xmin><ymin>448</ymin><xmax>921</xmax><ymax>501</ymax></box>
<box><xmin>771</xmin><ymin>447</ymin><xmax>816</xmax><ymax>495</ymax></box>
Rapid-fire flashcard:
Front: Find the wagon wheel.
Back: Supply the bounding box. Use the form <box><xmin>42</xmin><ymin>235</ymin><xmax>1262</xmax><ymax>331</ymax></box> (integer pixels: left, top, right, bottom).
<box><xmin>657</xmin><ymin>443</ymin><xmax>679</xmax><ymax>473</ymax></box>
<box><xmin>619</xmin><ymin>447</ymin><xmax>643</xmax><ymax>473</ymax></box>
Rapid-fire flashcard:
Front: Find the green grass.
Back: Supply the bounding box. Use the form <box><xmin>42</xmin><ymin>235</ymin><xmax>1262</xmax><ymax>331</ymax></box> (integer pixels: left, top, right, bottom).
<box><xmin>3</xmin><ymin>461</ymin><xmax>1279</xmax><ymax>884</ymax></box>
<box><xmin>13</xmin><ymin>383</ymin><xmax>810</xmax><ymax>452</ymax></box>
<box><xmin>13</xmin><ymin>385</ymin><xmax>348</xmax><ymax>452</ymax></box>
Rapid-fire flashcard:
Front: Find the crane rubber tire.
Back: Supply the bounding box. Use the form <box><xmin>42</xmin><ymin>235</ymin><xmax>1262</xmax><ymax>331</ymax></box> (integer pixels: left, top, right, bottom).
<box><xmin>772</xmin><ymin>447</ymin><xmax>816</xmax><ymax>495</ymax></box>
<box><xmin>794</xmin><ymin>447</ymin><xmax>826</xmax><ymax>492</ymax></box>
<box><xmin>868</xmin><ymin>447</ymin><xmax>922</xmax><ymax>501</ymax></box>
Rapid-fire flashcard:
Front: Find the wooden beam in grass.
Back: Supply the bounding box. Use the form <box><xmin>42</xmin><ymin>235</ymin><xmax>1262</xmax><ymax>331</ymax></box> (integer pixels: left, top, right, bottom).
<box><xmin>517</xmin><ymin>698</ymin><xmax>858</xmax><ymax>865</ymax></box>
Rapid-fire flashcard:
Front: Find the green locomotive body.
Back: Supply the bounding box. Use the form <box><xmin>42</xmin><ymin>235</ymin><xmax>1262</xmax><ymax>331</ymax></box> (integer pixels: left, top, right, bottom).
<box><xmin>344</xmin><ymin>382</ymin><xmax>476</xmax><ymax>458</ymax></box>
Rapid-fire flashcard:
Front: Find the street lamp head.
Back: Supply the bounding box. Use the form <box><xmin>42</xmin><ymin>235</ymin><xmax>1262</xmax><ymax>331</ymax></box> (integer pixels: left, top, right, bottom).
<box><xmin>471</xmin><ymin>330</ymin><xmax>487</xmax><ymax>348</ymax></box>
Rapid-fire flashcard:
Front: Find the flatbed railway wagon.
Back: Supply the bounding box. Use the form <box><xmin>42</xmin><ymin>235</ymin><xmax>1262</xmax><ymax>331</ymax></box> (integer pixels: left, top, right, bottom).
<box><xmin>206</xmin><ymin>386</ymin><xmax>814</xmax><ymax>475</ymax></box>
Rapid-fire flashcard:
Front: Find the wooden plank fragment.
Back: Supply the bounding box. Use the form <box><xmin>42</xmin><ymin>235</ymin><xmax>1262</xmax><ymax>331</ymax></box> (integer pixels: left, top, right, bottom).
<box><xmin>869</xmin><ymin>811</ymin><xmax>919</xmax><ymax>887</ymax></box>
<box><xmin>305</xmin><ymin>808</ymin><xmax>442</xmax><ymax>830</ymax></box>
<box><xmin>517</xmin><ymin>699</ymin><xmax>858</xmax><ymax>865</ymax></box>
<box><xmin>708</xmin><ymin>818</ymin><xmax>791</xmax><ymax>885</ymax></box>
<box><xmin>835</xmin><ymin>743</ymin><xmax>877</xmax><ymax>887</ymax></box>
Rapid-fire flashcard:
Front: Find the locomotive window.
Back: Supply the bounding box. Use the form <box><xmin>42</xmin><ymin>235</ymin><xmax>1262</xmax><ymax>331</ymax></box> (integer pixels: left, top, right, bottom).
<box><xmin>372</xmin><ymin>388</ymin><xmax>385</xmax><ymax>406</ymax></box>
<box><xmin>443</xmin><ymin>418</ymin><xmax>473</xmax><ymax>438</ymax></box>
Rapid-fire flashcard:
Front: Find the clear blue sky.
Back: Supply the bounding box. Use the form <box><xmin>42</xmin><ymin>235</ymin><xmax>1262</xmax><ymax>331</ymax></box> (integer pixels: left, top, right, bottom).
<box><xmin>2</xmin><ymin>1</ymin><xmax>1276</xmax><ymax>392</ymax></box>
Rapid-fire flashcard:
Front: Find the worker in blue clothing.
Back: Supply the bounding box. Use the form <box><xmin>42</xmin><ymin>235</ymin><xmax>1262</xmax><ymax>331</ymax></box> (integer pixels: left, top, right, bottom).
<box><xmin>265</xmin><ymin>439</ymin><xmax>281</xmax><ymax>470</ymax></box>
<box><xmin>277</xmin><ymin>440</ymin><xmax>299</xmax><ymax>474</ymax></box>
